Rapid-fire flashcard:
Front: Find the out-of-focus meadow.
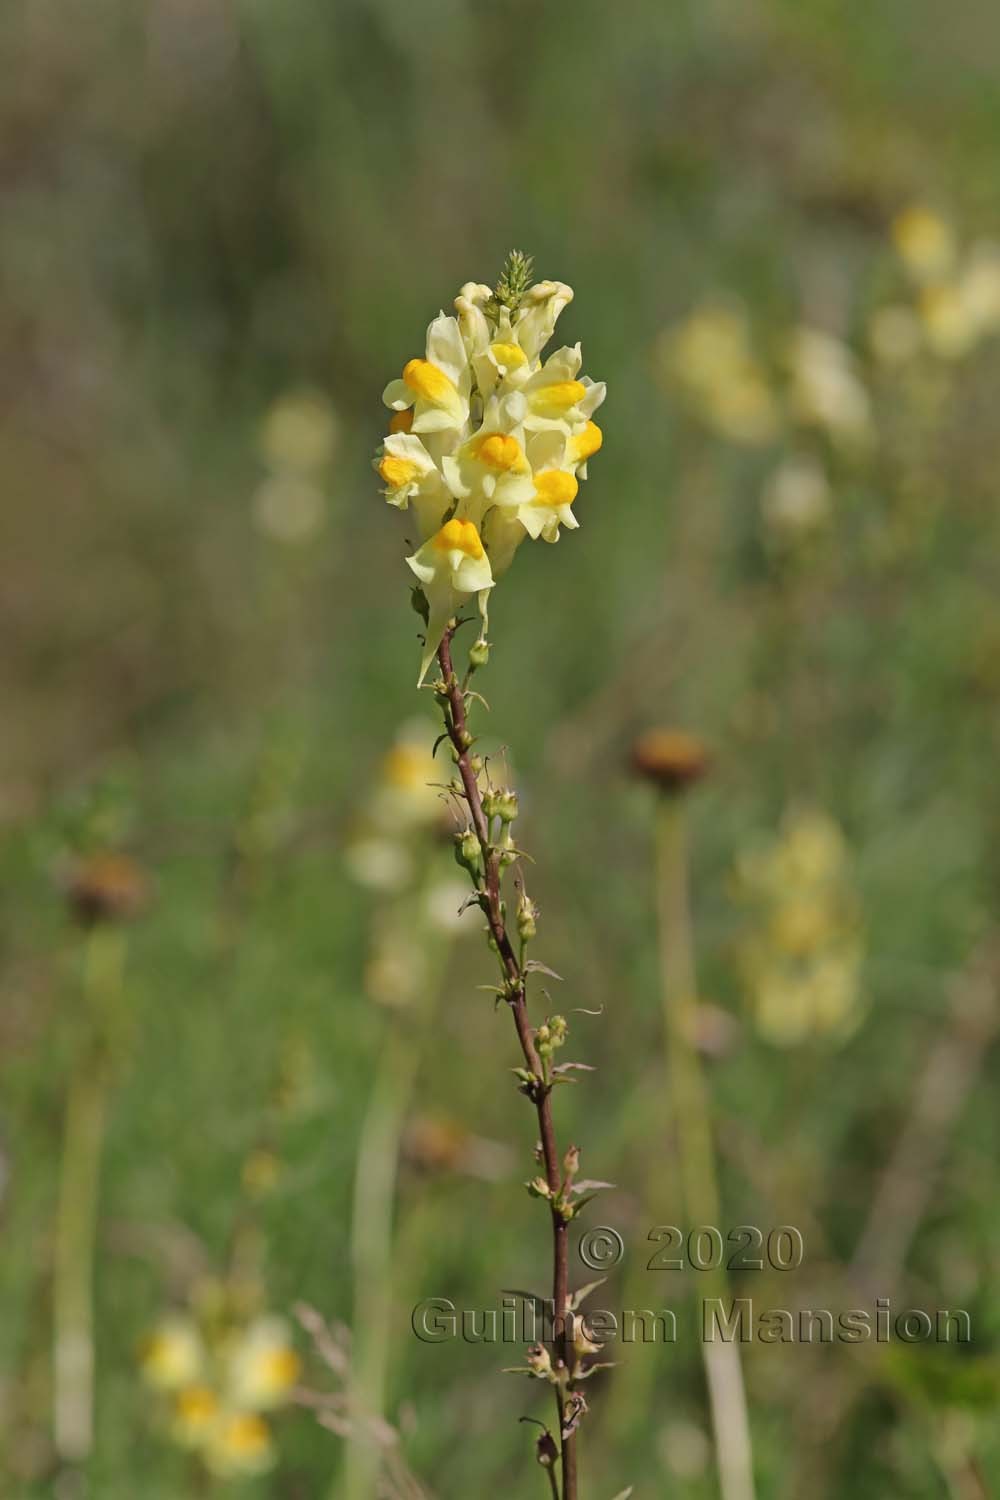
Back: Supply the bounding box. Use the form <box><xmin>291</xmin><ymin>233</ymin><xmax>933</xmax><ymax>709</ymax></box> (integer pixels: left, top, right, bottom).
<box><xmin>5</xmin><ymin>0</ymin><xmax>1000</xmax><ymax>1495</ymax></box>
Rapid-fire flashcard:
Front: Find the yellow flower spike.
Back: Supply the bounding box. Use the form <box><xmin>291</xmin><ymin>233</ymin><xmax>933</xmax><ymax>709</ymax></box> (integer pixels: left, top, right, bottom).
<box><xmin>533</xmin><ymin>470</ymin><xmax>578</xmax><ymax>508</ymax></box>
<box><xmin>403</xmin><ymin>357</ymin><xmax>458</xmax><ymax>404</ymax></box>
<box><xmin>569</xmin><ymin>420</ymin><xmax>603</xmax><ymax>464</ymax></box>
<box><xmin>529</xmin><ymin>379</ymin><xmax>586</xmax><ymax>416</ymax></box>
<box><xmin>473</xmin><ymin>432</ymin><xmax>526</xmax><ymax>471</ymax></box>
<box><xmin>377</xmin><ymin>261</ymin><xmax>605</xmax><ymax>678</ymax></box>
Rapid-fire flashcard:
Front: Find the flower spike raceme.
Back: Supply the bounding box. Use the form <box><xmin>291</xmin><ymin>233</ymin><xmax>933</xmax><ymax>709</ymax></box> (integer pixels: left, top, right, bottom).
<box><xmin>373</xmin><ymin>253</ymin><xmax>610</xmax><ymax>1500</ymax></box>
<box><xmin>374</xmin><ymin>250</ymin><xmax>606</xmax><ymax>682</ymax></box>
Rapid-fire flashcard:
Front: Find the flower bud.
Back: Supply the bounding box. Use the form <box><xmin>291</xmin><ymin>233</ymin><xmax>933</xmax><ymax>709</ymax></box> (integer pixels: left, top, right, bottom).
<box><xmin>497</xmin><ymin>789</ymin><xmax>519</xmax><ymax>823</ymax></box>
<box><xmin>468</xmin><ymin>638</ymin><xmax>490</xmax><ymax>668</ymax></box>
<box><xmin>526</xmin><ymin>1176</ymin><xmax>552</xmax><ymax>1199</ymax></box>
<box><xmin>571</xmin><ymin>1316</ymin><xmax>602</xmax><ymax>1358</ymax></box>
<box><xmin>498</xmin><ymin>828</ymin><xmax>518</xmax><ymax>869</ymax></box>
<box><xmin>517</xmin><ymin>895</ymin><xmax>539</xmax><ymax>942</ymax></box>
<box><xmin>454</xmin><ymin>828</ymin><xmax>484</xmax><ymax>882</ymax></box>
<box><xmin>562</xmin><ymin>1144</ymin><xmax>580</xmax><ymax>1180</ymax></box>
<box><xmin>549</xmin><ymin>1014</ymin><xmax>568</xmax><ymax>1044</ymax></box>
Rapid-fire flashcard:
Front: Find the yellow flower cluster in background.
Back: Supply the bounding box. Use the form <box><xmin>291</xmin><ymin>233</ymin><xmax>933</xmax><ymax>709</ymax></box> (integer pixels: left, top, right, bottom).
<box><xmin>253</xmin><ymin>388</ymin><xmax>338</xmax><ymax>542</ymax></box>
<box><xmin>733</xmin><ymin>807</ymin><xmax>865</xmax><ymax>1047</ymax></box>
<box><xmin>872</xmin><ymin>204</ymin><xmax>1000</xmax><ymax>363</ymax></box>
<box><xmin>374</xmin><ymin>255</ymin><xmax>606</xmax><ymax>682</ymax></box>
<box><xmin>344</xmin><ymin>720</ymin><xmax>444</xmax><ymax>893</ymax></box>
<box><xmin>140</xmin><ymin>1307</ymin><xmax>300</xmax><ymax>1478</ymax></box>
<box><xmin>345</xmin><ymin>719</ymin><xmax>475</xmax><ymax>1007</ymax></box>
<box><xmin>661</xmin><ymin>301</ymin><xmax>870</xmax><ymax>452</ymax></box>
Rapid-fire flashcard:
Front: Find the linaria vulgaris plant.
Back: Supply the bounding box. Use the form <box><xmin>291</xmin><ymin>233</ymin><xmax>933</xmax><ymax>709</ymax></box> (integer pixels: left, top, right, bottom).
<box><xmin>374</xmin><ymin>252</ymin><xmax>607</xmax><ymax>1498</ymax></box>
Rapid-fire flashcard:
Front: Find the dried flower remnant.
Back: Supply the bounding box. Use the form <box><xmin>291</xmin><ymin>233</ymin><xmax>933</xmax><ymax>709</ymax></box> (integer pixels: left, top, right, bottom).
<box><xmin>632</xmin><ymin>729</ymin><xmax>711</xmax><ymax>796</ymax></box>
<box><xmin>733</xmin><ymin>806</ymin><xmax>865</xmax><ymax>1047</ymax></box>
<box><xmin>63</xmin><ymin>850</ymin><xmax>149</xmax><ymax>926</ymax></box>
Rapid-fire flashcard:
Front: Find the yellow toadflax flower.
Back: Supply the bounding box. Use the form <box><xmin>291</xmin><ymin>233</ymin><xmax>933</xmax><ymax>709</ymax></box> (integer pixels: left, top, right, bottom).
<box><xmin>377</xmin><ymin>252</ymin><xmax>606</xmax><ymax>682</ymax></box>
<box><xmin>205</xmin><ymin>1411</ymin><xmax>276</xmax><ymax>1478</ymax></box>
<box><xmin>139</xmin><ymin>1317</ymin><xmax>206</xmax><ymax>1392</ymax></box>
<box><xmin>171</xmin><ymin>1384</ymin><xmax>221</xmax><ymax>1448</ymax></box>
<box><xmin>223</xmin><ymin>1315</ymin><xmax>302</xmax><ymax>1412</ymax></box>
<box><xmin>407</xmin><ymin>519</ymin><xmax>495</xmax><ymax>684</ymax></box>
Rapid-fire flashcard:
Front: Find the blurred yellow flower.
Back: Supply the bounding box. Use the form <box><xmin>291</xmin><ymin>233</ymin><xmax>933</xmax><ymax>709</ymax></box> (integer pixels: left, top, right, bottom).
<box><xmin>662</xmin><ymin>302</ymin><xmax>781</xmax><ymax>446</ymax></box>
<box><xmin>760</xmin><ymin>455</ymin><xmax>831</xmax><ymax>541</ymax></box>
<box><xmin>891</xmin><ymin>204</ymin><xmax>957</xmax><ymax>282</ymax></box>
<box><xmin>734</xmin><ymin>807</ymin><xmax>864</xmax><ymax>1046</ymax></box>
<box><xmin>259</xmin><ymin>389</ymin><xmax>338</xmax><ymax>474</ymax></box>
<box><xmin>252</xmin><ymin>472</ymin><xmax>326</xmax><ymax>542</ymax></box>
<box><xmin>205</xmin><ymin>1411</ymin><xmax>275</xmax><ymax>1478</ymax></box>
<box><xmin>869</xmin><ymin>304</ymin><xmax>922</xmax><ymax>366</ymax></box>
<box><xmin>141</xmin><ymin>1298</ymin><xmax>298</xmax><ymax>1473</ymax></box>
<box><xmin>139</xmin><ymin>1317</ymin><xmax>205</xmax><ymax>1392</ymax></box>
<box><xmin>787</xmin><ymin>328</ymin><xmax>871</xmax><ymax>446</ymax></box>
<box><xmin>919</xmin><ymin>282</ymin><xmax>979</xmax><ymax>360</ymax></box>
<box><xmin>224</xmin><ymin>1316</ymin><xmax>301</xmax><ymax>1411</ymax></box>
<box><xmin>171</xmin><ymin>1384</ymin><xmax>220</xmax><ymax>1447</ymax></box>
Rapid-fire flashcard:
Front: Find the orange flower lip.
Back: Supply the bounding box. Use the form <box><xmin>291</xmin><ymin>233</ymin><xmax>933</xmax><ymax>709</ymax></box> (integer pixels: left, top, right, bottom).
<box><xmin>433</xmin><ymin>518</ymin><xmax>485</xmax><ymax>560</ymax></box>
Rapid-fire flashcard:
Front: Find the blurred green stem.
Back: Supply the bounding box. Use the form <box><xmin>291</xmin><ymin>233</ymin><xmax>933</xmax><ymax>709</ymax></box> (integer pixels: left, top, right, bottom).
<box><xmin>53</xmin><ymin>926</ymin><xmax>125</xmax><ymax>1464</ymax></box>
<box><xmin>342</xmin><ymin>1020</ymin><xmax>419</xmax><ymax>1500</ymax></box>
<box><xmin>656</xmin><ymin>800</ymin><xmax>755</xmax><ymax>1500</ymax></box>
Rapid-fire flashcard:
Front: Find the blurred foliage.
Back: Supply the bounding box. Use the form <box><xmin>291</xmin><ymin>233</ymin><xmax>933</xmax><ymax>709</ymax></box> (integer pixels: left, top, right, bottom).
<box><xmin>4</xmin><ymin>0</ymin><xmax>1000</xmax><ymax>1495</ymax></box>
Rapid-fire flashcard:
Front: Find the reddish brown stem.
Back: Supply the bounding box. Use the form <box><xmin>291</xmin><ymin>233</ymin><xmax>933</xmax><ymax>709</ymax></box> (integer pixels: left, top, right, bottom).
<box><xmin>436</xmin><ymin>630</ymin><xmax>577</xmax><ymax>1500</ymax></box>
